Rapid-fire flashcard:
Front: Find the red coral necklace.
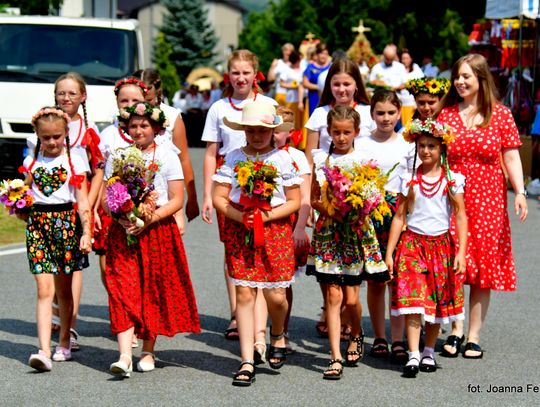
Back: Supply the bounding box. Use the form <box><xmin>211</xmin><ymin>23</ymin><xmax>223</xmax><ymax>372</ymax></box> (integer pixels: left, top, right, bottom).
<box><xmin>416</xmin><ymin>167</ymin><xmax>445</xmax><ymax>198</ymax></box>
<box><xmin>229</xmin><ymin>92</ymin><xmax>258</xmax><ymax>111</ymax></box>
<box><xmin>68</xmin><ymin>116</ymin><xmax>84</xmax><ymax>147</ymax></box>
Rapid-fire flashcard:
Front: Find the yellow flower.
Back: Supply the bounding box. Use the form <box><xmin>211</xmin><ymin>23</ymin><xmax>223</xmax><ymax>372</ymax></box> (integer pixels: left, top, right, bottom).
<box><xmin>237</xmin><ymin>167</ymin><xmax>251</xmax><ymax>186</ymax></box>
<box><xmin>263</xmin><ymin>182</ymin><xmax>274</xmax><ymax>197</ymax></box>
<box><xmin>107</xmin><ymin>176</ymin><xmax>120</xmax><ymax>186</ymax></box>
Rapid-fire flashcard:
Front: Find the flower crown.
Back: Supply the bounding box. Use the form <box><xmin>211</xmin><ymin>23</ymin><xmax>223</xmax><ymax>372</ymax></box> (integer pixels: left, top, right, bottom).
<box><xmin>114</xmin><ymin>78</ymin><xmax>148</xmax><ymax>96</ymax></box>
<box><xmin>403</xmin><ymin>118</ymin><xmax>455</xmax><ymax>144</ymax></box>
<box><xmin>31</xmin><ymin>106</ymin><xmax>70</xmax><ymax>127</ymax></box>
<box><xmin>405</xmin><ymin>77</ymin><xmax>450</xmax><ymax>96</ymax></box>
<box><xmin>118</xmin><ymin>102</ymin><xmax>169</xmax><ymax>132</ymax></box>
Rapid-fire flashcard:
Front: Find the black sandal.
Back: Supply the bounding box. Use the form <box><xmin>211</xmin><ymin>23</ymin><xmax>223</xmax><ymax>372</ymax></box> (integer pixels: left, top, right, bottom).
<box><xmin>232</xmin><ymin>360</ymin><xmax>256</xmax><ymax>387</ymax></box>
<box><xmin>369</xmin><ymin>338</ymin><xmax>389</xmax><ymax>358</ymax></box>
<box><xmin>323</xmin><ymin>359</ymin><xmax>345</xmax><ymax>380</ymax></box>
<box><xmin>268</xmin><ymin>331</ymin><xmax>286</xmax><ymax>369</ymax></box>
<box><xmin>345</xmin><ymin>333</ymin><xmax>364</xmax><ymax>367</ymax></box>
<box><xmin>390</xmin><ymin>341</ymin><xmax>408</xmax><ymax>365</ymax></box>
<box><xmin>403</xmin><ymin>357</ymin><xmax>420</xmax><ymax>378</ymax></box>
<box><xmin>224</xmin><ymin>316</ymin><xmax>239</xmax><ymax>341</ymax></box>
<box><xmin>440</xmin><ymin>335</ymin><xmax>465</xmax><ymax>358</ymax></box>
<box><xmin>462</xmin><ymin>342</ymin><xmax>484</xmax><ymax>359</ymax></box>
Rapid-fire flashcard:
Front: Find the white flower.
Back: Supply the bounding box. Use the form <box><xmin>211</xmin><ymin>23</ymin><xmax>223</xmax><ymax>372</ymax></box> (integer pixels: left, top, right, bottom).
<box><xmin>151</xmin><ymin>108</ymin><xmax>161</xmax><ymax>121</ymax></box>
<box><xmin>120</xmin><ymin>109</ymin><xmax>130</xmax><ymax>119</ymax></box>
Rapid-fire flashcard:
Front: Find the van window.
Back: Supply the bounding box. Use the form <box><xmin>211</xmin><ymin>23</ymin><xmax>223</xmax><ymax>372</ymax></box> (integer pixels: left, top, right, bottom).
<box><xmin>0</xmin><ymin>24</ymin><xmax>137</xmax><ymax>84</ymax></box>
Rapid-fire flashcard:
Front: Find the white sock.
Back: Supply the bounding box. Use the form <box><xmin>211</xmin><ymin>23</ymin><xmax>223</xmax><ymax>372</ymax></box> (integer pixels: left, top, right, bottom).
<box><xmin>422</xmin><ymin>347</ymin><xmax>435</xmax><ymax>365</ymax></box>
<box><xmin>407</xmin><ymin>351</ymin><xmax>420</xmax><ymax>367</ymax></box>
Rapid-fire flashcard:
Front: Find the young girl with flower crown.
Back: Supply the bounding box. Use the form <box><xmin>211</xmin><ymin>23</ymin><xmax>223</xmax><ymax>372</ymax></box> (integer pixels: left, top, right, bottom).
<box><xmin>308</xmin><ymin>105</ymin><xmax>389</xmax><ymax>380</ymax></box>
<box><xmin>27</xmin><ymin>72</ymin><xmax>103</xmax><ymax>351</ymax></box>
<box><xmin>202</xmin><ymin>49</ymin><xmax>277</xmax><ymax>340</ymax></box>
<box><xmin>21</xmin><ymin>107</ymin><xmax>92</xmax><ymax>372</ymax></box>
<box><xmin>103</xmin><ymin>102</ymin><xmax>200</xmax><ymax>378</ymax></box>
<box><xmin>213</xmin><ymin>100</ymin><xmax>301</xmax><ymax>386</ymax></box>
<box><xmin>385</xmin><ymin>118</ymin><xmax>467</xmax><ymax>378</ymax></box>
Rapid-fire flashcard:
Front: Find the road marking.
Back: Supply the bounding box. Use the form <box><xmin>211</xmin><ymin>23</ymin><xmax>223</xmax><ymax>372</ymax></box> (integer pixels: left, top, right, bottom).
<box><xmin>0</xmin><ymin>247</ymin><xmax>26</xmax><ymax>257</ymax></box>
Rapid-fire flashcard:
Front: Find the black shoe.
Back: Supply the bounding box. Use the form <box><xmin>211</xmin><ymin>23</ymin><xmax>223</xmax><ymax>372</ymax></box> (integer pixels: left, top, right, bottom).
<box><xmin>462</xmin><ymin>342</ymin><xmax>484</xmax><ymax>359</ymax></box>
<box><xmin>403</xmin><ymin>358</ymin><xmax>420</xmax><ymax>378</ymax></box>
<box><xmin>419</xmin><ymin>356</ymin><xmax>437</xmax><ymax>372</ymax></box>
<box><xmin>268</xmin><ymin>330</ymin><xmax>286</xmax><ymax>369</ymax></box>
<box><xmin>323</xmin><ymin>359</ymin><xmax>344</xmax><ymax>380</ymax></box>
<box><xmin>345</xmin><ymin>333</ymin><xmax>364</xmax><ymax>367</ymax></box>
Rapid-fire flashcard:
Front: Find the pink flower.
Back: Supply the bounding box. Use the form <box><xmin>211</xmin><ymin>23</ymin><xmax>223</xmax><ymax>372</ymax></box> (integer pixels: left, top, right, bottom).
<box><xmin>106</xmin><ymin>182</ymin><xmax>131</xmax><ymax>213</ymax></box>
<box><xmin>135</xmin><ymin>103</ymin><xmax>146</xmax><ymax>115</ymax></box>
<box><xmin>15</xmin><ymin>199</ymin><xmax>27</xmax><ymax>209</ymax></box>
<box><xmin>252</xmin><ymin>179</ymin><xmax>265</xmax><ymax>195</ymax></box>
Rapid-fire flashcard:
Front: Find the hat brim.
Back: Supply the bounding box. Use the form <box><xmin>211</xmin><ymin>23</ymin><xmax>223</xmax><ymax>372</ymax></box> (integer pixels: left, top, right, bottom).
<box><xmin>223</xmin><ymin>117</ymin><xmax>293</xmax><ymax>132</ymax></box>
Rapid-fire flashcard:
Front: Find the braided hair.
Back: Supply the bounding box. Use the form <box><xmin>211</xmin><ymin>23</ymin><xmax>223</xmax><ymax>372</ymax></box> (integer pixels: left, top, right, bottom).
<box><xmin>325</xmin><ymin>105</ymin><xmax>360</xmax><ymax>167</ymax></box>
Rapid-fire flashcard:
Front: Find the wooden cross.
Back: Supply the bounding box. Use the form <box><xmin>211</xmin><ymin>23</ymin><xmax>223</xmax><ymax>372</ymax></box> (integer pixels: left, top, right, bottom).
<box><xmin>305</xmin><ymin>32</ymin><xmax>316</xmax><ymax>42</ymax></box>
<box><xmin>352</xmin><ymin>19</ymin><xmax>371</xmax><ymax>34</ymax></box>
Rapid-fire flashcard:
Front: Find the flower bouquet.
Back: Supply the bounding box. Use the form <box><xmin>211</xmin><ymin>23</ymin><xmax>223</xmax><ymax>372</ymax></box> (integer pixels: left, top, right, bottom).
<box><xmin>234</xmin><ymin>159</ymin><xmax>278</xmax><ymax>246</ymax></box>
<box><xmin>321</xmin><ymin>160</ymin><xmax>397</xmax><ymax>278</ymax></box>
<box><xmin>105</xmin><ymin>146</ymin><xmax>159</xmax><ymax>244</ymax></box>
<box><xmin>0</xmin><ymin>179</ymin><xmax>34</xmax><ymax>215</ymax></box>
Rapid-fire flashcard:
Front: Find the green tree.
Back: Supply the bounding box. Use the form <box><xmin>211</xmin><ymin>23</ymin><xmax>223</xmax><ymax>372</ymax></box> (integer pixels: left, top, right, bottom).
<box><xmin>160</xmin><ymin>0</ymin><xmax>218</xmax><ymax>81</ymax></box>
<box><xmin>240</xmin><ymin>0</ymin><xmax>486</xmax><ymax>71</ymax></box>
<box><xmin>153</xmin><ymin>32</ymin><xmax>181</xmax><ymax>101</ymax></box>
<box><xmin>6</xmin><ymin>0</ymin><xmax>63</xmax><ymax>14</ymax></box>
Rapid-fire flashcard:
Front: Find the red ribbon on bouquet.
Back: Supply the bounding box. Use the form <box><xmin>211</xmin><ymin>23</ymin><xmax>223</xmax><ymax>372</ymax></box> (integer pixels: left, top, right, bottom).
<box><xmin>240</xmin><ymin>194</ymin><xmax>271</xmax><ymax>247</ymax></box>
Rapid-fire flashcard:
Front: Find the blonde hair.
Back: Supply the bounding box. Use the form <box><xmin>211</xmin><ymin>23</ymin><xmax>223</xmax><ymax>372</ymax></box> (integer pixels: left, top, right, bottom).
<box><xmin>276</xmin><ymin>106</ymin><xmax>294</xmax><ymax>124</ymax></box>
<box><xmin>54</xmin><ymin>72</ymin><xmax>89</xmax><ymax>130</ymax></box>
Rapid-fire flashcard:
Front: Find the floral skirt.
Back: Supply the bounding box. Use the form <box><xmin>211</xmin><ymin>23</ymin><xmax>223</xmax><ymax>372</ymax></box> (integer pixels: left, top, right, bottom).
<box><xmin>307</xmin><ymin>216</ymin><xmax>364</xmax><ymax>286</ymax></box>
<box><xmin>390</xmin><ymin>230</ymin><xmax>464</xmax><ymax>324</ymax></box>
<box><xmin>223</xmin><ymin>215</ymin><xmax>295</xmax><ymax>288</ymax></box>
<box><xmin>26</xmin><ymin>203</ymin><xmax>87</xmax><ymax>275</ymax></box>
<box><xmin>105</xmin><ymin>216</ymin><xmax>201</xmax><ymax>340</ymax></box>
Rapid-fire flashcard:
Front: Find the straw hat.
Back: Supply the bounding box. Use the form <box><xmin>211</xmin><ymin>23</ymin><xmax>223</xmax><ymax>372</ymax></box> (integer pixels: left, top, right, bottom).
<box><xmin>223</xmin><ymin>101</ymin><xmax>292</xmax><ymax>132</ymax></box>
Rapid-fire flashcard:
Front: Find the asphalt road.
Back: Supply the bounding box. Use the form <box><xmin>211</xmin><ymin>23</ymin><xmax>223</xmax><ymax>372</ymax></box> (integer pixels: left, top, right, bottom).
<box><xmin>0</xmin><ymin>148</ymin><xmax>539</xmax><ymax>406</ymax></box>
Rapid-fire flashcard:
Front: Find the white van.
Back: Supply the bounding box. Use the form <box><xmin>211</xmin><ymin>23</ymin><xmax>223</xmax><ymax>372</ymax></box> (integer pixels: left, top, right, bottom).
<box><xmin>0</xmin><ymin>15</ymin><xmax>145</xmax><ymax>177</ymax></box>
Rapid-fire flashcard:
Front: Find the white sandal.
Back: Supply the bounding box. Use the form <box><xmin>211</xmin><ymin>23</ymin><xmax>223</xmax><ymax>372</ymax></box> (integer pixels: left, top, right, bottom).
<box><xmin>254</xmin><ymin>341</ymin><xmax>267</xmax><ymax>365</ymax></box>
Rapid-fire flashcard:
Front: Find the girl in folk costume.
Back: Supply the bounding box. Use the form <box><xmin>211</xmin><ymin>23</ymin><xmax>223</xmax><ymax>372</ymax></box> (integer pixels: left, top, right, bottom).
<box><xmin>104</xmin><ymin>103</ymin><xmax>200</xmax><ymax>378</ymax></box>
<box><xmin>21</xmin><ymin>107</ymin><xmax>92</xmax><ymax>371</ymax></box>
<box><xmin>405</xmin><ymin>76</ymin><xmax>450</xmax><ymax>121</ymax></box>
<box><xmin>385</xmin><ymin>119</ymin><xmax>467</xmax><ymax>378</ymax></box>
<box><xmin>133</xmin><ymin>68</ymin><xmax>200</xmax><ymax>231</ymax></box>
<box><xmin>213</xmin><ymin>101</ymin><xmax>301</xmax><ymax>386</ymax></box>
<box><xmin>356</xmin><ymin>90</ymin><xmax>415</xmax><ymax>364</ymax></box>
<box><xmin>201</xmin><ymin>49</ymin><xmax>277</xmax><ymax>340</ymax></box>
<box><xmin>308</xmin><ymin>106</ymin><xmax>387</xmax><ymax>380</ymax></box>
<box><xmin>27</xmin><ymin>72</ymin><xmax>103</xmax><ymax>351</ymax></box>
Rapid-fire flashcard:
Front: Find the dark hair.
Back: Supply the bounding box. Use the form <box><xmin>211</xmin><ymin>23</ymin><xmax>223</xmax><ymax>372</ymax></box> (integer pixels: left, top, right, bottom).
<box><xmin>399</xmin><ymin>48</ymin><xmax>414</xmax><ymax>72</ymax></box>
<box><xmin>315</xmin><ymin>43</ymin><xmax>329</xmax><ymax>55</ymax></box>
<box><xmin>288</xmin><ymin>50</ymin><xmax>301</xmax><ymax>65</ymax></box>
<box><xmin>133</xmin><ymin>69</ymin><xmax>162</xmax><ymax>105</ymax></box>
<box><xmin>439</xmin><ymin>54</ymin><xmax>498</xmax><ymax>127</ymax></box>
<box><xmin>370</xmin><ymin>90</ymin><xmax>401</xmax><ymax>113</ymax></box>
<box><xmin>319</xmin><ymin>59</ymin><xmax>370</xmax><ymax>107</ymax></box>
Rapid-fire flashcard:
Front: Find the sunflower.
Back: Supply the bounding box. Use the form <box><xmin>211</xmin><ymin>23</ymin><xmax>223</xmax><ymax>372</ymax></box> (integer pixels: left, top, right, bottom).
<box><xmin>236</xmin><ymin>167</ymin><xmax>251</xmax><ymax>187</ymax></box>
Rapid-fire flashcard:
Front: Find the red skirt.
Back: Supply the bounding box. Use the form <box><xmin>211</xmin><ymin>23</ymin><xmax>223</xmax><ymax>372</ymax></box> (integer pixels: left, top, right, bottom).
<box><xmin>223</xmin><ymin>215</ymin><xmax>295</xmax><ymax>288</ymax></box>
<box><xmin>105</xmin><ymin>216</ymin><xmax>201</xmax><ymax>340</ymax></box>
<box><xmin>390</xmin><ymin>230</ymin><xmax>464</xmax><ymax>324</ymax></box>
<box><xmin>92</xmin><ymin>206</ymin><xmax>112</xmax><ymax>255</ymax></box>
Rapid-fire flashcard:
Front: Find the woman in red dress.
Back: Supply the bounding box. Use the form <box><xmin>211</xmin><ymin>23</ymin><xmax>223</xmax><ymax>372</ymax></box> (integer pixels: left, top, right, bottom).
<box><xmin>438</xmin><ymin>54</ymin><xmax>528</xmax><ymax>359</ymax></box>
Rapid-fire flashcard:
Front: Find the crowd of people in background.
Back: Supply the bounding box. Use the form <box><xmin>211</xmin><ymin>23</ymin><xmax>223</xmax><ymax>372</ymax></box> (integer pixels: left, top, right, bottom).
<box><xmin>14</xmin><ymin>38</ymin><xmax>530</xmax><ymax>388</ymax></box>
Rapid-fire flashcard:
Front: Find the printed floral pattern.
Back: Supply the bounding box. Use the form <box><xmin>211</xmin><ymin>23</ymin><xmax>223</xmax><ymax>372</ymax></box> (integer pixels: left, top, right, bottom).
<box><xmin>32</xmin><ymin>166</ymin><xmax>68</xmax><ymax>197</ymax></box>
<box><xmin>26</xmin><ymin>207</ymin><xmax>86</xmax><ymax>274</ymax></box>
<box><xmin>390</xmin><ymin>230</ymin><xmax>464</xmax><ymax>324</ymax></box>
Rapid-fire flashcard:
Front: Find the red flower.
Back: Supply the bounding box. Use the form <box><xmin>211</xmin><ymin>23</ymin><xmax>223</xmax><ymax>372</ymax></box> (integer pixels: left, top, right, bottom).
<box><xmin>120</xmin><ymin>200</ymin><xmax>134</xmax><ymax>213</ymax></box>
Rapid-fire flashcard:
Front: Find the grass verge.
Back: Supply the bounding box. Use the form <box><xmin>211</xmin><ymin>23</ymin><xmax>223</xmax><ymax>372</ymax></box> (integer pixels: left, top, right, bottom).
<box><xmin>0</xmin><ymin>208</ymin><xmax>26</xmax><ymax>246</ymax></box>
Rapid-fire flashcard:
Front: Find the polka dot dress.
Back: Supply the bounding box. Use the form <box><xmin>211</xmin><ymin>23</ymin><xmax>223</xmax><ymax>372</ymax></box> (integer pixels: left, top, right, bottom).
<box><xmin>439</xmin><ymin>104</ymin><xmax>522</xmax><ymax>291</ymax></box>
